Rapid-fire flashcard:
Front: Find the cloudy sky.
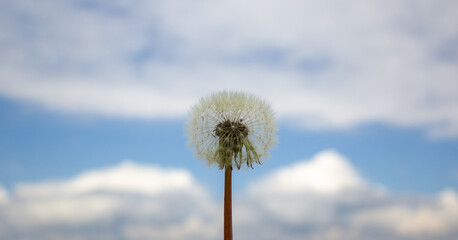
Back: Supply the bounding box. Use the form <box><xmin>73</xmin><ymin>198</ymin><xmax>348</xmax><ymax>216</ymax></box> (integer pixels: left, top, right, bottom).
<box><xmin>0</xmin><ymin>0</ymin><xmax>457</xmax><ymax>239</ymax></box>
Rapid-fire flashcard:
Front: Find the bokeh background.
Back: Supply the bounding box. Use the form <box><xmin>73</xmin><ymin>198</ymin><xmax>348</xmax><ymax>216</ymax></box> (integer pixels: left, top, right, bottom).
<box><xmin>1</xmin><ymin>0</ymin><xmax>458</xmax><ymax>239</ymax></box>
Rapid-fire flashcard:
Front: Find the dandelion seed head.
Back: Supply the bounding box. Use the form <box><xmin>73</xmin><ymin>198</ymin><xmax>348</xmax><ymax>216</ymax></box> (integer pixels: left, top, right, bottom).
<box><xmin>186</xmin><ymin>91</ymin><xmax>277</xmax><ymax>169</ymax></box>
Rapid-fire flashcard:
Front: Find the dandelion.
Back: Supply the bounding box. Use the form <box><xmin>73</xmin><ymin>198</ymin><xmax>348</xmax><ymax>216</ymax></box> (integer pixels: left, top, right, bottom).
<box><xmin>186</xmin><ymin>90</ymin><xmax>277</xmax><ymax>240</ymax></box>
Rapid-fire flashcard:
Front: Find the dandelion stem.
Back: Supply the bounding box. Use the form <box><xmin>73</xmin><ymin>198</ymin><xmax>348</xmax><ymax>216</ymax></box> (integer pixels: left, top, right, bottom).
<box><xmin>224</xmin><ymin>165</ymin><xmax>233</xmax><ymax>240</ymax></box>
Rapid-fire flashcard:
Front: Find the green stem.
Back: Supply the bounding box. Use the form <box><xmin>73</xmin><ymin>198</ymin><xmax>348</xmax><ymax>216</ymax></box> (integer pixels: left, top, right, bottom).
<box><xmin>224</xmin><ymin>166</ymin><xmax>233</xmax><ymax>240</ymax></box>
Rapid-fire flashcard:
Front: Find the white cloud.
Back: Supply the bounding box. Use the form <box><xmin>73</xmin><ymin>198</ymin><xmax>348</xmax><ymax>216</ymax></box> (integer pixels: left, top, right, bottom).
<box><xmin>0</xmin><ymin>0</ymin><xmax>457</xmax><ymax>137</ymax></box>
<box><xmin>249</xmin><ymin>150</ymin><xmax>366</xmax><ymax>196</ymax></box>
<box><xmin>237</xmin><ymin>150</ymin><xmax>371</xmax><ymax>228</ymax></box>
<box><xmin>0</xmin><ymin>162</ymin><xmax>219</xmax><ymax>239</ymax></box>
<box><xmin>15</xmin><ymin>161</ymin><xmax>203</xmax><ymax>198</ymax></box>
<box><xmin>0</xmin><ymin>185</ymin><xmax>8</xmax><ymax>204</ymax></box>
<box><xmin>1</xmin><ymin>152</ymin><xmax>457</xmax><ymax>239</ymax></box>
<box><xmin>122</xmin><ymin>217</ymin><xmax>219</xmax><ymax>240</ymax></box>
<box><xmin>6</xmin><ymin>195</ymin><xmax>119</xmax><ymax>225</ymax></box>
<box><xmin>351</xmin><ymin>189</ymin><xmax>458</xmax><ymax>237</ymax></box>
<box><xmin>6</xmin><ymin>161</ymin><xmax>211</xmax><ymax>227</ymax></box>
<box><xmin>233</xmin><ymin>151</ymin><xmax>458</xmax><ymax>240</ymax></box>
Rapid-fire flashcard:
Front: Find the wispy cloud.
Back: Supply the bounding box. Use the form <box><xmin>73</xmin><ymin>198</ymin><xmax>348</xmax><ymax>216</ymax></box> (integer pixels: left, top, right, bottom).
<box><xmin>0</xmin><ymin>0</ymin><xmax>457</xmax><ymax>137</ymax></box>
<box><xmin>0</xmin><ymin>151</ymin><xmax>457</xmax><ymax>240</ymax></box>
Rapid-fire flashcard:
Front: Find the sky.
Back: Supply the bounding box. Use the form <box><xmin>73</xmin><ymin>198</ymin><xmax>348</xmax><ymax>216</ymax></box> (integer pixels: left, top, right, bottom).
<box><xmin>0</xmin><ymin>0</ymin><xmax>457</xmax><ymax>239</ymax></box>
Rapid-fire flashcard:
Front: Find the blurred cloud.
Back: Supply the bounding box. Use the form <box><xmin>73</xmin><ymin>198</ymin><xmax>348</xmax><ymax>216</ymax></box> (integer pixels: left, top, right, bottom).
<box><xmin>248</xmin><ymin>150</ymin><xmax>366</xmax><ymax>195</ymax></box>
<box><xmin>351</xmin><ymin>190</ymin><xmax>458</xmax><ymax>237</ymax></box>
<box><xmin>14</xmin><ymin>161</ymin><xmax>203</xmax><ymax>198</ymax></box>
<box><xmin>235</xmin><ymin>150</ymin><xmax>458</xmax><ymax>240</ymax></box>
<box><xmin>0</xmin><ymin>185</ymin><xmax>8</xmax><ymax>205</ymax></box>
<box><xmin>0</xmin><ymin>162</ymin><xmax>219</xmax><ymax>240</ymax></box>
<box><xmin>0</xmin><ymin>150</ymin><xmax>457</xmax><ymax>240</ymax></box>
<box><xmin>0</xmin><ymin>0</ymin><xmax>457</xmax><ymax>137</ymax></box>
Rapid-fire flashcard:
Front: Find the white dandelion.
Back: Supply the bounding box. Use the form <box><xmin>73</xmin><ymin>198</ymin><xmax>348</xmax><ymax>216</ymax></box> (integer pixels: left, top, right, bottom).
<box><xmin>186</xmin><ymin>90</ymin><xmax>277</xmax><ymax>240</ymax></box>
<box><xmin>186</xmin><ymin>90</ymin><xmax>277</xmax><ymax>169</ymax></box>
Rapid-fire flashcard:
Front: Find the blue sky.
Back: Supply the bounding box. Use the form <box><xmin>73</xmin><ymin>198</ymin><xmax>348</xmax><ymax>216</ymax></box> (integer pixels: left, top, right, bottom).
<box><xmin>1</xmin><ymin>96</ymin><xmax>457</xmax><ymax>195</ymax></box>
<box><xmin>1</xmin><ymin>0</ymin><xmax>458</xmax><ymax>240</ymax></box>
